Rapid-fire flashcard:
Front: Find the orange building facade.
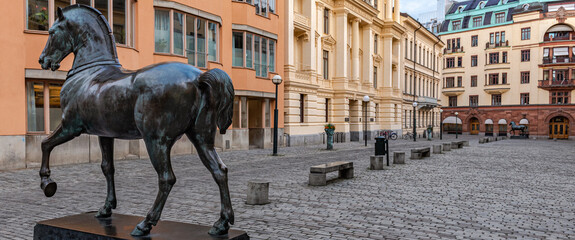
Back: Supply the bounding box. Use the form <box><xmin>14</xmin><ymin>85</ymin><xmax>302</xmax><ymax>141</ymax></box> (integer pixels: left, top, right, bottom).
<box><xmin>0</xmin><ymin>0</ymin><xmax>284</xmax><ymax>170</ymax></box>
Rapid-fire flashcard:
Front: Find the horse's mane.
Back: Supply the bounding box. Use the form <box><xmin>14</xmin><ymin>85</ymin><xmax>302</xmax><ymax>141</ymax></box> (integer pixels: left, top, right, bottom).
<box><xmin>63</xmin><ymin>4</ymin><xmax>119</xmax><ymax>63</ymax></box>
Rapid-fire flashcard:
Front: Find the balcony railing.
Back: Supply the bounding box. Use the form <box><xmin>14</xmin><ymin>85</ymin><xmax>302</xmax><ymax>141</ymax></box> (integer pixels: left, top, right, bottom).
<box><xmin>544</xmin><ymin>33</ymin><xmax>574</xmax><ymax>42</ymax></box>
<box><xmin>538</xmin><ymin>79</ymin><xmax>575</xmax><ymax>89</ymax></box>
<box><xmin>444</xmin><ymin>47</ymin><xmax>464</xmax><ymax>54</ymax></box>
<box><xmin>418</xmin><ymin>96</ymin><xmax>438</xmax><ymax>105</ymax></box>
<box><xmin>294</xmin><ymin>12</ymin><xmax>310</xmax><ymax>29</ymax></box>
<box><xmin>542</xmin><ymin>56</ymin><xmax>575</xmax><ymax>64</ymax></box>
<box><xmin>485</xmin><ymin>40</ymin><xmax>509</xmax><ymax>49</ymax></box>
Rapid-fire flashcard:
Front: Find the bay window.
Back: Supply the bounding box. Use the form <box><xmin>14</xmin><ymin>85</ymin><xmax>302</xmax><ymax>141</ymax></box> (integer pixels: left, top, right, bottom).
<box><xmin>232</xmin><ymin>31</ymin><xmax>277</xmax><ymax>77</ymax></box>
<box><xmin>154</xmin><ymin>8</ymin><xmax>220</xmax><ymax>67</ymax></box>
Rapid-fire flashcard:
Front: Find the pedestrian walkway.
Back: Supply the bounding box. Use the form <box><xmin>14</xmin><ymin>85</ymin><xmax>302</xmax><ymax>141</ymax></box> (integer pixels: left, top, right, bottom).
<box><xmin>0</xmin><ymin>135</ymin><xmax>574</xmax><ymax>239</ymax></box>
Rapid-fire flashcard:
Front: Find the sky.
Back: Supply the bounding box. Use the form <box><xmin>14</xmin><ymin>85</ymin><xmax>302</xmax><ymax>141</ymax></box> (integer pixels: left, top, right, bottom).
<box><xmin>401</xmin><ymin>0</ymin><xmax>437</xmax><ymax>19</ymax></box>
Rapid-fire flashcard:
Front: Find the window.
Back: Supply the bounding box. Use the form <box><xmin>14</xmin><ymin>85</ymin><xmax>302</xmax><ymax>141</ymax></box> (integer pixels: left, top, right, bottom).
<box><xmin>446</xmin><ymin>58</ymin><xmax>455</xmax><ymax>68</ymax></box>
<box><xmin>452</xmin><ymin>20</ymin><xmax>461</xmax><ymax>30</ymax></box>
<box><xmin>155</xmin><ymin>10</ymin><xmax>220</xmax><ymax>66</ymax></box>
<box><xmin>490</xmin><ymin>31</ymin><xmax>506</xmax><ymax>44</ymax></box>
<box><xmin>521</xmin><ymin>71</ymin><xmax>530</xmax><ymax>84</ymax></box>
<box><xmin>457</xmin><ymin>57</ymin><xmax>462</xmax><ymax>67</ymax></box>
<box><xmin>373</xmin><ymin>66</ymin><xmax>378</xmax><ymax>89</ymax></box>
<box><xmin>232</xmin><ymin>32</ymin><xmax>276</xmax><ymax>76</ymax></box>
<box><xmin>445</xmin><ymin>77</ymin><xmax>455</xmax><ymax>88</ymax></box>
<box><xmin>323</xmin><ymin>50</ymin><xmax>329</xmax><ymax>80</ymax></box>
<box><xmin>473</xmin><ymin>17</ymin><xmax>482</xmax><ymax>27</ymax></box>
<box><xmin>492</xmin><ymin>94</ymin><xmax>501</xmax><ymax>106</ymax></box>
<box><xmin>471</xmin><ymin>55</ymin><xmax>477</xmax><ymax>66</ymax></box>
<box><xmin>457</xmin><ymin>76</ymin><xmax>462</xmax><ymax>87</ymax></box>
<box><xmin>551</xmin><ymin>91</ymin><xmax>570</xmax><ymax>104</ymax></box>
<box><xmin>469</xmin><ymin>95</ymin><xmax>478</xmax><ymax>106</ymax></box>
<box><xmin>471</xmin><ymin>75</ymin><xmax>477</xmax><ymax>87</ymax></box>
<box><xmin>324</xmin><ymin>8</ymin><xmax>329</xmax><ymax>34</ymax></box>
<box><xmin>489</xmin><ymin>73</ymin><xmax>499</xmax><ymax>85</ymax></box>
<box><xmin>521</xmin><ymin>50</ymin><xmax>530</xmax><ymax>62</ymax></box>
<box><xmin>26</xmin><ymin>80</ymin><xmax>63</xmax><ymax>133</ymax></box>
<box><xmin>374</xmin><ymin>34</ymin><xmax>378</xmax><ymax>54</ymax></box>
<box><xmin>502</xmin><ymin>73</ymin><xmax>507</xmax><ymax>84</ymax></box>
<box><xmin>471</xmin><ymin>35</ymin><xmax>478</xmax><ymax>47</ymax></box>
<box><xmin>449</xmin><ymin>96</ymin><xmax>457</xmax><ymax>107</ymax></box>
<box><xmin>495</xmin><ymin>12</ymin><xmax>505</xmax><ymax>23</ymax></box>
<box><xmin>502</xmin><ymin>52</ymin><xmax>507</xmax><ymax>63</ymax></box>
<box><xmin>520</xmin><ymin>93</ymin><xmax>529</xmax><ymax>105</ymax></box>
<box><xmin>521</xmin><ymin>27</ymin><xmax>531</xmax><ymax>40</ymax></box>
<box><xmin>299</xmin><ymin>94</ymin><xmax>305</xmax><ymax>122</ymax></box>
<box><xmin>489</xmin><ymin>52</ymin><xmax>499</xmax><ymax>64</ymax></box>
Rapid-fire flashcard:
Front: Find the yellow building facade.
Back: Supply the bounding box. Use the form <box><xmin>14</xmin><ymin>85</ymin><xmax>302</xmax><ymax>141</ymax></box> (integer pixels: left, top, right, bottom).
<box><xmin>284</xmin><ymin>0</ymin><xmax>435</xmax><ymax>144</ymax></box>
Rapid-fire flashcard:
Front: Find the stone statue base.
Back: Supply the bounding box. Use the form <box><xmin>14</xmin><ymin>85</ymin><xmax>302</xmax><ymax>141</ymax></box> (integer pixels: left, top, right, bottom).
<box><xmin>34</xmin><ymin>212</ymin><xmax>249</xmax><ymax>240</ymax></box>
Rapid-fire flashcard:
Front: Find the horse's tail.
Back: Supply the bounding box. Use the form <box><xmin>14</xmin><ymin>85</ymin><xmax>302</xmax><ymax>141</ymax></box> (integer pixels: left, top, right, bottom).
<box><xmin>197</xmin><ymin>68</ymin><xmax>235</xmax><ymax>134</ymax></box>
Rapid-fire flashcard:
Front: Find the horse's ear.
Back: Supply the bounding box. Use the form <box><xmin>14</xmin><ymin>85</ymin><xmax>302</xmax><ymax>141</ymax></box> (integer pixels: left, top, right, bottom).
<box><xmin>57</xmin><ymin>7</ymin><xmax>65</xmax><ymax>21</ymax></box>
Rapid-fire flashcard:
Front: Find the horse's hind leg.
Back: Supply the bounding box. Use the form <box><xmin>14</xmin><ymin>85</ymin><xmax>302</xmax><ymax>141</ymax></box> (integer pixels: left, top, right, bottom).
<box><xmin>95</xmin><ymin>136</ymin><xmax>117</xmax><ymax>218</ymax></box>
<box><xmin>131</xmin><ymin>137</ymin><xmax>176</xmax><ymax>236</ymax></box>
<box><xmin>187</xmin><ymin>131</ymin><xmax>234</xmax><ymax>236</ymax></box>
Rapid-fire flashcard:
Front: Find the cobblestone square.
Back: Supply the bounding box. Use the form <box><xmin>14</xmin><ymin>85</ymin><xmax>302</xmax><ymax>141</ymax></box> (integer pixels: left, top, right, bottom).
<box><xmin>1</xmin><ymin>136</ymin><xmax>574</xmax><ymax>239</ymax></box>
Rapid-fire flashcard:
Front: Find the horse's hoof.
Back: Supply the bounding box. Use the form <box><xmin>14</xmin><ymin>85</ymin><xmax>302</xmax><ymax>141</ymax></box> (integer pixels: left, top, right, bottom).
<box><xmin>208</xmin><ymin>219</ymin><xmax>230</xmax><ymax>236</ymax></box>
<box><xmin>94</xmin><ymin>207</ymin><xmax>112</xmax><ymax>218</ymax></box>
<box><xmin>130</xmin><ymin>222</ymin><xmax>151</xmax><ymax>236</ymax></box>
<box><xmin>41</xmin><ymin>179</ymin><xmax>57</xmax><ymax>197</ymax></box>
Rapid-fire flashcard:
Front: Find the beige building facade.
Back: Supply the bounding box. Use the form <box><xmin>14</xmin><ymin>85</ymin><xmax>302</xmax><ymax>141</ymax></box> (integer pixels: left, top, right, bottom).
<box><xmin>439</xmin><ymin>0</ymin><xmax>575</xmax><ymax>139</ymax></box>
<box><xmin>401</xmin><ymin>14</ymin><xmax>444</xmax><ymax>139</ymax></box>
<box><xmin>284</xmin><ymin>0</ymin><xmax>411</xmax><ymax>145</ymax></box>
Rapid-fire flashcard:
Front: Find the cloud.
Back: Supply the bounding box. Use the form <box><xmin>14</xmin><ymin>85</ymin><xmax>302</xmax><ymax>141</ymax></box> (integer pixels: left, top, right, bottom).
<box><xmin>401</xmin><ymin>0</ymin><xmax>437</xmax><ymax>18</ymax></box>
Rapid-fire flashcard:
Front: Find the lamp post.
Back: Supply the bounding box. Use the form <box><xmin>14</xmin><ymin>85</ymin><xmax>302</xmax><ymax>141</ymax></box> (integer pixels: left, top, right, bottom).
<box><xmin>455</xmin><ymin>112</ymin><xmax>459</xmax><ymax>139</ymax></box>
<box><xmin>412</xmin><ymin>102</ymin><xmax>418</xmax><ymax>142</ymax></box>
<box><xmin>439</xmin><ymin>109</ymin><xmax>443</xmax><ymax>140</ymax></box>
<box><xmin>272</xmin><ymin>75</ymin><xmax>282</xmax><ymax>156</ymax></box>
<box><xmin>363</xmin><ymin>95</ymin><xmax>370</xmax><ymax>146</ymax></box>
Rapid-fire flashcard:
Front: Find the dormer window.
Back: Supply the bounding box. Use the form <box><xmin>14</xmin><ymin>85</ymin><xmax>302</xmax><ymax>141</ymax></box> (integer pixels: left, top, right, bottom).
<box><xmin>523</xmin><ymin>4</ymin><xmax>530</xmax><ymax>11</ymax></box>
<box><xmin>456</xmin><ymin>6</ymin><xmax>465</xmax><ymax>13</ymax></box>
<box><xmin>479</xmin><ymin>1</ymin><xmax>486</xmax><ymax>9</ymax></box>
<box><xmin>502</xmin><ymin>0</ymin><xmax>508</xmax><ymax>4</ymax></box>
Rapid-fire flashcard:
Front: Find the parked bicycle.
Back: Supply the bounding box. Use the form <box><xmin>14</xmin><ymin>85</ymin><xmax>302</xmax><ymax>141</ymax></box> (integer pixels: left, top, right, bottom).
<box><xmin>402</xmin><ymin>132</ymin><xmax>415</xmax><ymax>140</ymax></box>
<box><xmin>378</xmin><ymin>130</ymin><xmax>398</xmax><ymax>140</ymax></box>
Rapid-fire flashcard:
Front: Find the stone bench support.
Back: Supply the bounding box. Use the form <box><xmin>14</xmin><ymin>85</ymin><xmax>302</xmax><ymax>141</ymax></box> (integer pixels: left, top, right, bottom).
<box><xmin>442</xmin><ymin>143</ymin><xmax>451</xmax><ymax>151</ymax></box>
<box><xmin>247</xmin><ymin>180</ymin><xmax>270</xmax><ymax>205</ymax></box>
<box><xmin>410</xmin><ymin>147</ymin><xmax>431</xmax><ymax>159</ymax></box>
<box><xmin>370</xmin><ymin>155</ymin><xmax>391</xmax><ymax>170</ymax></box>
<box><xmin>393</xmin><ymin>152</ymin><xmax>405</xmax><ymax>164</ymax></box>
<box><xmin>433</xmin><ymin>145</ymin><xmax>442</xmax><ymax>154</ymax></box>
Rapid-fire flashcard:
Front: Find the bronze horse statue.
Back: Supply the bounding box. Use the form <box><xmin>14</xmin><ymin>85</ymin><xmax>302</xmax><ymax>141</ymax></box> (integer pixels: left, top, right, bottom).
<box><xmin>509</xmin><ymin>121</ymin><xmax>528</xmax><ymax>136</ymax></box>
<box><xmin>38</xmin><ymin>5</ymin><xmax>234</xmax><ymax>236</ymax></box>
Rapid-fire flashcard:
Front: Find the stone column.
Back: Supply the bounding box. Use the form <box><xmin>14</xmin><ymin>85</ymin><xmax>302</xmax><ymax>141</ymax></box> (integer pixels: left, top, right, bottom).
<box><xmin>316</xmin><ymin>2</ymin><xmax>324</xmax><ymax>78</ymax></box>
<box><xmin>385</xmin><ymin>0</ymin><xmax>393</xmax><ymax>20</ymax></box>
<box><xmin>392</xmin><ymin>39</ymin><xmax>401</xmax><ymax>89</ymax></box>
<box><xmin>335</xmin><ymin>10</ymin><xmax>348</xmax><ymax>81</ymax></box>
<box><xmin>285</xmin><ymin>0</ymin><xmax>294</xmax><ymax>68</ymax></box>
<box><xmin>352</xmin><ymin>18</ymin><xmax>361</xmax><ymax>83</ymax></box>
<box><xmin>302</xmin><ymin>0</ymin><xmax>315</xmax><ymax>74</ymax></box>
<box><xmin>393</xmin><ymin>0</ymin><xmax>400</xmax><ymax>22</ymax></box>
<box><xmin>383</xmin><ymin>36</ymin><xmax>393</xmax><ymax>88</ymax></box>
<box><xmin>362</xmin><ymin>27</ymin><xmax>373</xmax><ymax>87</ymax></box>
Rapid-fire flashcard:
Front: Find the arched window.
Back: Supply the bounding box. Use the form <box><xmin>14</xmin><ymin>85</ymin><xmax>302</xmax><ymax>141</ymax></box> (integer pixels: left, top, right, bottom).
<box><xmin>545</xmin><ymin>24</ymin><xmax>575</xmax><ymax>41</ymax></box>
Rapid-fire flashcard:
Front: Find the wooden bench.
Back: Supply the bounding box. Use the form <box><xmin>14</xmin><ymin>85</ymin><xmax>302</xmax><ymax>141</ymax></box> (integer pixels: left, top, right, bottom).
<box><xmin>309</xmin><ymin>161</ymin><xmax>353</xmax><ymax>186</ymax></box>
<box><xmin>410</xmin><ymin>147</ymin><xmax>431</xmax><ymax>159</ymax></box>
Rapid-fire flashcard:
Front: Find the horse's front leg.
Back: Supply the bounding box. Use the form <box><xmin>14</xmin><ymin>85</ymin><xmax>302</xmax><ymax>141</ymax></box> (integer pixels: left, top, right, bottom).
<box><xmin>188</xmin><ymin>132</ymin><xmax>234</xmax><ymax>236</ymax></box>
<box><xmin>131</xmin><ymin>137</ymin><xmax>176</xmax><ymax>236</ymax></box>
<box><xmin>40</xmin><ymin>123</ymin><xmax>82</xmax><ymax>197</ymax></box>
<box><xmin>95</xmin><ymin>136</ymin><xmax>117</xmax><ymax>218</ymax></box>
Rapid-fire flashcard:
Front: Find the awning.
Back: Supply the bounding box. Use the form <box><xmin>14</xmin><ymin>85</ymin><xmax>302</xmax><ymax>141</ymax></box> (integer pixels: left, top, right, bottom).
<box><xmin>485</xmin><ymin>119</ymin><xmax>493</xmax><ymax>124</ymax></box>
<box><xmin>443</xmin><ymin>116</ymin><xmax>462</xmax><ymax>124</ymax></box>
<box><xmin>519</xmin><ymin>119</ymin><xmax>529</xmax><ymax>125</ymax></box>
<box><xmin>547</xmin><ymin>24</ymin><xmax>574</xmax><ymax>33</ymax></box>
<box><xmin>498</xmin><ymin>119</ymin><xmax>507</xmax><ymax>125</ymax></box>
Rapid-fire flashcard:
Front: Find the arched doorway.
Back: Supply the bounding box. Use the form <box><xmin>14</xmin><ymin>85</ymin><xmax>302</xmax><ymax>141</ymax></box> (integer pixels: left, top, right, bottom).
<box><xmin>549</xmin><ymin>116</ymin><xmax>569</xmax><ymax>139</ymax></box>
<box><xmin>469</xmin><ymin>118</ymin><xmax>479</xmax><ymax>135</ymax></box>
<box><xmin>485</xmin><ymin>119</ymin><xmax>494</xmax><ymax>136</ymax></box>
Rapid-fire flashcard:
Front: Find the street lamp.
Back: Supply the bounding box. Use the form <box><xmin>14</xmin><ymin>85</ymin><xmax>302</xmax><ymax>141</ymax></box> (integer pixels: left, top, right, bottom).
<box><xmin>272</xmin><ymin>75</ymin><xmax>282</xmax><ymax>156</ymax></box>
<box><xmin>455</xmin><ymin>111</ymin><xmax>459</xmax><ymax>139</ymax></box>
<box><xmin>439</xmin><ymin>109</ymin><xmax>443</xmax><ymax>140</ymax></box>
<box><xmin>412</xmin><ymin>102</ymin><xmax>418</xmax><ymax>142</ymax></box>
<box><xmin>363</xmin><ymin>95</ymin><xmax>370</xmax><ymax>146</ymax></box>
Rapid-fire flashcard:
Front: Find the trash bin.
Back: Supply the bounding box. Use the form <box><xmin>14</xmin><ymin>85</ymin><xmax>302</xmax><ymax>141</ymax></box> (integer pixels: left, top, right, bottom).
<box><xmin>374</xmin><ymin>136</ymin><xmax>388</xmax><ymax>156</ymax></box>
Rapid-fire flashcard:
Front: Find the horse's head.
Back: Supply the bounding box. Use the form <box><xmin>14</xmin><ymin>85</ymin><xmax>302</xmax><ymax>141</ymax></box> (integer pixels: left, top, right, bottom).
<box><xmin>39</xmin><ymin>7</ymin><xmax>73</xmax><ymax>71</ymax></box>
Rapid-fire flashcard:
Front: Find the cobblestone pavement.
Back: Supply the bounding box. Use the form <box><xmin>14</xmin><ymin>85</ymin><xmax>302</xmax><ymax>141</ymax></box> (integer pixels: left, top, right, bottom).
<box><xmin>1</xmin><ymin>135</ymin><xmax>575</xmax><ymax>239</ymax></box>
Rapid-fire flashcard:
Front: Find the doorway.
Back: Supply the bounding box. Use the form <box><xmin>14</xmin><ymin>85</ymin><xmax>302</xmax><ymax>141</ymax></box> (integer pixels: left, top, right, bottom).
<box><xmin>549</xmin><ymin>116</ymin><xmax>569</xmax><ymax>139</ymax></box>
<box><xmin>469</xmin><ymin>118</ymin><xmax>479</xmax><ymax>135</ymax></box>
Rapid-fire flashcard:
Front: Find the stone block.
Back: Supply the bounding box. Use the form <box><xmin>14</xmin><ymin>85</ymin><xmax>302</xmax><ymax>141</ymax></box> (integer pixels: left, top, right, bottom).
<box><xmin>442</xmin><ymin>143</ymin><xmax>451</xmax><ymax>151</ymax></box>
<box><xmin>393</xmin><ymin>152</ymin><xmax>405</xmax><ymax>164</ymax></box>
<box><xmin>0</xmin><ymin>135</ymin><xmax>26</xmax><ymax>170</ymax></box>
<box><xmin>433</xmin><ymin>145</ymin><xmax>442</xmax><ymax>154</ymax></box>
<box><xmin>246</xmin><ymin>180</ymin><xmax>270</xmax><ymax>205</ymax></box>
<box><xmin>451</xmin><ymin>142</ymin><xmax>460</xmax><ymax>149</ymax></box>
<box><xmin>370</xmin><ymin>156</ymin><xmax>384</xmax><ymax>170</ymax></box>
<box><xmin>462</xmin><ymin>140</ymin><xmax>469</xmax><ymax>146</ymax></box>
